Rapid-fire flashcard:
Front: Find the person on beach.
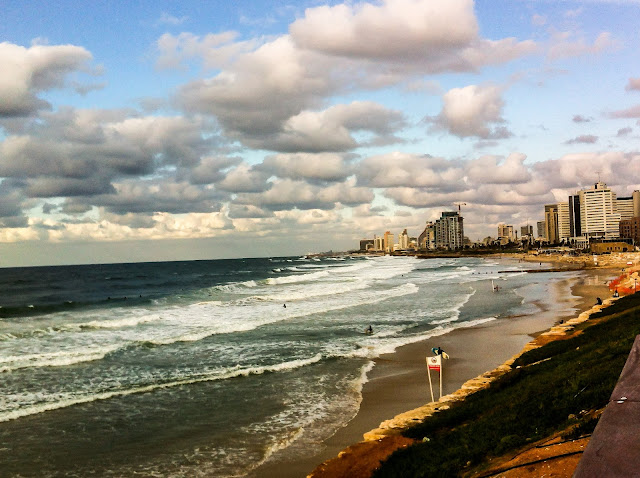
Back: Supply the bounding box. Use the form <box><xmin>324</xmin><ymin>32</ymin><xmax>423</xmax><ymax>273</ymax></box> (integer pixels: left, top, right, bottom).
<box><xmin>613</xmin><ymin>290</ymin><xmax>619</xmax><ymax>298</ymax></box>
<box><xmin>596</xmin><ymin>297</ymin><xmax>603</xmax><ymax>305</ymax></box>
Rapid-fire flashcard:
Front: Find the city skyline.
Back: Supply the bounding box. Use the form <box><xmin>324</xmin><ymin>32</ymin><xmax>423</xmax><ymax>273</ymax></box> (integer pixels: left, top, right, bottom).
<box><xmin>1</xmin><ymin>1</ymin><xmax>640</xmax><ymax>266</ymax></box>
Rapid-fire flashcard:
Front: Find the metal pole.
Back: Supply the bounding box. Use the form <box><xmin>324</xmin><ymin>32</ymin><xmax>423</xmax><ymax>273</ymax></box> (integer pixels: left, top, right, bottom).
<box><xmin>439</xmin><ymin>361</ymin><xmax>443</xmax><ymax>399</ymax></box>
<box><xmin>426</xmin><ymin>358</ymin><xmax>435</xmax><ymax>402</ymax></box>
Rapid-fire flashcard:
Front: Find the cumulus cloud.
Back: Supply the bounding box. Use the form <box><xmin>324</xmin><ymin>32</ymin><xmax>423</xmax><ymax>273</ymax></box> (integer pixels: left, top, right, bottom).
<box><xmin>249</xmin><ymin>101</ymin><xmax>405</xmax><ymax>152</ymax></box>
<box><xmin>235</xmin><ymin>178</ymin><xmax>373</xmax><ymax>211</ymax></box>
<box><xmin>565</xmin><ymin>134</ymin><xmax>598</xmax><ymax>144</ymax></box>
<box><xmin>0</xmin><ymin>42</ymin><xmax>94</xmax><ymax>117</ymax></box>
<box><xmin>357</xmin><ymin>153</ymin><xmax>464</xmax><ymax>188</ymax></box>
<box><xmin>259</xmin><ymin>152</ymin><xmax>354</xmax><ymax>182</ymax></box>
<box><xmin>0</xmin><ymin>109</ymin><xmax>218</xmax><ymax>199</ymax></box>
<box><xmin>173</xmin><ymin>0</ymin><xmax>534</xmax><ymax>151</ymax></box>
<box><xmin>427</xmin><ymin>84</ymin><xmax>512</xmax><ymax>139</ymax></box>
<box><xmin>290</xmin><ymin>0</ymin><xmax>478</xmax><ymax>60</ymax></box>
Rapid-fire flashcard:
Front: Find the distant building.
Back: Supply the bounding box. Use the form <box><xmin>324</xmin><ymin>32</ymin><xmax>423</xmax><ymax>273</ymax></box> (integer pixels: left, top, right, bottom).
<box><xmin>434</xmin><ymin>212</ymin><xmax>464</xmax><ymax>250</ymax></box>
<box><xmin>544</xmin><ymin>204</ymin><xmax>559</xmax><ymax>243</ymax></box>
<box><xmin>590</xmin><ymin>240</ymin><xmax>633</xmax><ymax>254</ymax></box>
<box><xmin>383</xmin><ymin>231</ymin><xmax>395</xmax><ymax>253</ymax></box>
<box><xmin>620</xmin><ymin>217</ymin><xmax>640</xmax><ymax>245</ymax></box>
<box><xmin>359</xmin><ymin>239</ymin><xmax>374</xmax><ymax>251</ymax></box>
<box><xmin>536</xmin><ymin>221</ymin><xmax>546</xmax><ymax>240</ymax></box>
<box><xmin>374</xmin><ymin>235</ymin><xmax>383</xmax><ymax>251</ymax></box>
<box><xmin>557</xmin><ymin>202</ymin><xmax>571</xmax><ymax>241</ymax></box>
<box><xmin>569</xmin><ymin>194</ymin><xmax>582</xmax><ymax>238</ymax></box>
<box><xmin>398</xmin><ymin>229</ymin><xmax>410</xmax><ymax>249</ymax></box>
<box><xmin>579</xmin><ymin>182</ymin><xmax>620</xmax><ymax>239</ymax></box>
<box><xmin>617</xmin><ymin>191</ymin><xmax>640</xmax><ymax>221</ymax></box>
<box><xmin>418</xmin><ymin>222</ymin><xmax>436</xmax><ymax>250</ymax></box>
<box><xmin>521</xmin><ymin>225</ymin><xmax>533</xmax><ymax>237</ymax></box>
<box><xmin>497</xmin><ymin>224</ymin><xmax>514</xmax><ymax>244</ymax></box>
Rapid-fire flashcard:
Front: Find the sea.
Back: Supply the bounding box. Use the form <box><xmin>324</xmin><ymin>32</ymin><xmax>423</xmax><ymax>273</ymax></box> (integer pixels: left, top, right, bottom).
<box><xmin>0</xmin><ymin>255</ymin><xmax>579</xmax><ymax>477</ymax></box>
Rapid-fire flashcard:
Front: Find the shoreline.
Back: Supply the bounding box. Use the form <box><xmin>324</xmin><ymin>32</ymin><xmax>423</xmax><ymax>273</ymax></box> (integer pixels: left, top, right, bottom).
<box><xmin>252</xmin><ymin>262</ymin><xmax>619</xmax><ymax>478</ymax></box>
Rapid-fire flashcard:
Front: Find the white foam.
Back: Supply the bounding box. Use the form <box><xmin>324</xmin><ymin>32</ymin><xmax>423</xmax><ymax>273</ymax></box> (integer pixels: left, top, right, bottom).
<box><xmin>0</xmin><ymin>353</ymin><xmax>325</xmax><ymax>422</ymax></box>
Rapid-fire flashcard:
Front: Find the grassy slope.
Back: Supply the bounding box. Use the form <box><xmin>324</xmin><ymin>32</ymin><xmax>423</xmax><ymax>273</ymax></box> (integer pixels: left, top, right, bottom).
<box><xmin>374</xmin><ymin>294</ymin><xmax>640</xmax><ymax>478</ymax></box>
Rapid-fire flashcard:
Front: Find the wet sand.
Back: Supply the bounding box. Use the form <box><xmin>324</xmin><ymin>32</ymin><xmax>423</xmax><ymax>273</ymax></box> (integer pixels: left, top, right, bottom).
<box><xmin>251</xmin><ymin>267</ymin><xmax>617</xmax><ymax>478</ymax></box>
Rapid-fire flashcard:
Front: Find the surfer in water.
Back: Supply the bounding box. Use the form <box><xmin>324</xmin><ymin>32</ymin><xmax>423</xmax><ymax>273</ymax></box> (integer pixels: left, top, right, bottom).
<box><xmin>365</xmin><ymin>325</ymin><xmax>373</xmax><ymax>335</ymax></box>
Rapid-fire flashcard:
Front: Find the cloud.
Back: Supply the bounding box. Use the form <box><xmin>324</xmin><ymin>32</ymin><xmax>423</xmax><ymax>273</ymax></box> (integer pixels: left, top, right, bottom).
<box><xmin>357</xmin><ymin>153</ymin><xmax>464</xmax><ymax>188</ymax></box>
<box><xmin>427</xmin><ymin>84</ymin><xmax>512</xmax><ymax>139</ymax></box>
<box><xmin>532</xmin><ymin>14</ymin><xmax>547</xmax><ymax>26</ymax></box>
<box><xmin>626</xmin><ymin>78</ymin><xmax>640</xmax><ymax>91</ymax></box>
<box><xmin>466</xmin><ymin>153</ymin><xmax>532</xmax><ymax>184</ymax></box>
<box><xmin>0</xmin><ymin>41</ymin><xmax>94</xmax><ymax>117</ymax></box>
<box><xmin>156</xmin><ymin>13</ymin><xmax>189</xmax><ymax>26</ymax></box>
<box><xmin>609</xmin><ymin>105</ymin><xmax>640</xmax><ymax>118</ymax></box>
<box><xmin>155</xmin><ymin>32</ymin><xmax>251</xmax><ymax>70</ymax></box>
<box><xmin>172</xmin><ymin>0</ymin><xmax>534</xmax><ymax>151</ymax></box>
<box><xmin>565</xmin><ymin>134</ymin><xmax>598</xmax><ymax>144</ymax></box>
<box><xmin>259</xmin><ymin>153</ymin><xmax>354</xmax><ymax>182</ymax></box>
<box><xmin>247</xmin><ymin>101</ymin><xmax>406</xmax><ymax>152</ymax></box>
<box><xmin>547</xmin><ymin>31</ymin><xmax>619</xmax><ymax>61</ymax></box>
<box><xmin>289</xmin><ymin>0</ymin><xmax>478</xmax><ymax>61</ymax></box>
<box><xmin>235</xmin><ymin>178</ymin><xmax>373</xmax><ymax>211</ymax></box>
<box><xmin>572</xmin><ymin>114</ymin><xmax>592</xmax><ymax>123</ymax></box>
<box><xmin>617</xmin><ymin>127</ymin><xmax>633</xmax><ymax>136</ymax></box>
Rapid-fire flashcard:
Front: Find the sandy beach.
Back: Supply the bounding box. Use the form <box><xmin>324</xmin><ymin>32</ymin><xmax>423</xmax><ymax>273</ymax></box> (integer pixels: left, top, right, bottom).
<box><xmin>250</xmin><ymin>260</ymin><xmax>620</xmax><ymax>478</ymax></box>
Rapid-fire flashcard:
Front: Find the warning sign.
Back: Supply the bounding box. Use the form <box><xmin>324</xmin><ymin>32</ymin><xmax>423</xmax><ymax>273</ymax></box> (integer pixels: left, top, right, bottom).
<box><xmin>427</xmin><ymin>355</ymin><xmax>441</xmax><ymax>371</ymax></box>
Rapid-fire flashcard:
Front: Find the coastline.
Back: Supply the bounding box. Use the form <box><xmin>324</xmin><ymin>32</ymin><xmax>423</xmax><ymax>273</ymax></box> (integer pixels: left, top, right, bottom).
<box><xmin>252</xmin><ymin>262</ymin><xmax>619</xmax><ymax>478</ymax></box>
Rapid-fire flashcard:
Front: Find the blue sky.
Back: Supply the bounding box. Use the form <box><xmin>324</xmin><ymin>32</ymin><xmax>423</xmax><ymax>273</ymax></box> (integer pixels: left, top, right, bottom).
<box><xmin>1</xmin><ymin>0</ymin><xmax>639</xmax><ymax>266</ymax></box>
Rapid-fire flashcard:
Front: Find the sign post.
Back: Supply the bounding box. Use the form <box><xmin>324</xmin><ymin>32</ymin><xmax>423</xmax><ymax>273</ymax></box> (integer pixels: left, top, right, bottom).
<box><xmin>426</xmin><ymin>355</ymin><xmax>443</xmax><ymax>401</ymax></box>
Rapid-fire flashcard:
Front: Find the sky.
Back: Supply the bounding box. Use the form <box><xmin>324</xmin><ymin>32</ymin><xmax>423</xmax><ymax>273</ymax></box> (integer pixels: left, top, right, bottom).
<box><xmin>1</xmin><ymin>0</ymin><xmax>640</xmax><ymax>266</ymax></box>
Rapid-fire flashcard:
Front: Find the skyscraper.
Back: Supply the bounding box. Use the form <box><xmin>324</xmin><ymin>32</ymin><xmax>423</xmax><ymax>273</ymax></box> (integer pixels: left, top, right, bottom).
<box><xmin>544</xmin><ymin>204</ymin><xmax>559</xmax><ymax>243</ymax></box>
<box><xmin>418</xmin><ymin>222</ymin><xmax>436</xmax><ymax>250</ymax></box>
<box><xmin>434</xmin><ymin>212</ymin><xmax>464</xmax><ymax>250</ymax></box>
<box><xmin>557</xmin><ymin>202</ymin><xmax>571</xmax><ymax>241</ymax></box>
<box><xmin>578</xmin><ymin>182</ymin><xmax>620</xmax><ymax>239</ymax></box>
<box><xmin>569</xmin><ymin>194</ymin><xmax>581</xmax><ymax>238</ymax></box>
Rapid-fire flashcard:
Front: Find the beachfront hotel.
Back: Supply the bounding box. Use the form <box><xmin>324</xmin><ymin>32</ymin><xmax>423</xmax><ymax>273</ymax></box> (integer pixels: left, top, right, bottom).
<box><xmin>541</xmin><ymin>183</ymin><xmax>640</xmax><ymax>247</ymax></box>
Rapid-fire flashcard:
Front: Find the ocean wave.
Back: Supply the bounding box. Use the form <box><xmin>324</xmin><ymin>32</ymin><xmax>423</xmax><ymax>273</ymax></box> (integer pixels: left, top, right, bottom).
<box><xmin>0</xmin><ymin>354</ymin><xmax>325</xmax><ymax>423</ymax></box>
<box><xmin>0</xmin><ymin>346</ymin><xmax>120</xmax><ymax>373</ymax></box>
<box><xmin>266</xmin><ymin>270</ymin><xmax>330</xmax><ymax>285</ymax></box>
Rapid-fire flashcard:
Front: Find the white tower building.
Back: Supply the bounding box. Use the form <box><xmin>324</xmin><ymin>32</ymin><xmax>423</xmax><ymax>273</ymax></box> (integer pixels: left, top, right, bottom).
<box><xmin>578</xmin><ymin>182</ymin><xmax>620</xmax><ymax>239</ymax></box>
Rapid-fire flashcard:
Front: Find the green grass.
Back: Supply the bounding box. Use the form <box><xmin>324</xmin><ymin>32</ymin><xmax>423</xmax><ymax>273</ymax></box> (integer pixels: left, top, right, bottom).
<box><xmin>373</xmin><ymin>294</ymin><xmax>640</xmax><ymax>478</ymax></box>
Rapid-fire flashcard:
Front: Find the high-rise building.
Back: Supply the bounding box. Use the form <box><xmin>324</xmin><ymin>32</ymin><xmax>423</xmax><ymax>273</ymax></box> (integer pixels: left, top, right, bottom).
<box><xmin>557</xmin><ymin>202</ymin><xmax>571</xmax><ymax>241</ymax></box>
<box><xmin>617</xmin><ymin>193</ymin><xmax>639</xmax><ymax>221</ymax></box>
<box><xmin>434</xmin><ymin>212</ymin><xmax>464</xmax><ymax>250</ymax></box>
<box><xmin>398</xmin><ymin>229</ymin><xmax>409</xmax><ymax>249</ymax></box>
<box><xmin>374</xmin><ymin>235</ymin><xmax>384</xmax><ymax>251</ymax></box>
<box><xmin>544</xmin><ymin>204</ymin><xmax>559</xmax><ymax>243</ymax></box>
<box><xmin>578</xmin><ymin>182</ymin><xmax>620</xmax><ymax>239</ymax></box>
<box><xmin>569</xmin><ymin>194</ymin><xmax>581</xmax><ymax>238</ymax></box>
<box><xmin>537</xmin><ymin>221</ymin><xmax>546</xmax><ymax>240</ymax></box>
<box><xmin>521</xmin><ymin>225</ymin><xmax>533</xmax><ymax>237</ymax></box>
<box><xmin>418</xmin><ymin>222</ymin><xmax>436</xmax><ymax>250</ymax></box>
<box><xmin>383</xmin><ymin>231</ymin><xmax>394</xmax><ymax>253</ymax></box>
<box><xmin>497</xmin><ymin>224</ymin><xmax>514</xmax><ymax>244</ymax></box>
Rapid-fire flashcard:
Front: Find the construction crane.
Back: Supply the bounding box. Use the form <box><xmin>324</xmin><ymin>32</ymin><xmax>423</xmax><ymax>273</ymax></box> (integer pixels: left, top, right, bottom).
<box><xmin>454</xmin><ymin>202</ymin><xmax>466</xmax><ymax>213</ymax></box>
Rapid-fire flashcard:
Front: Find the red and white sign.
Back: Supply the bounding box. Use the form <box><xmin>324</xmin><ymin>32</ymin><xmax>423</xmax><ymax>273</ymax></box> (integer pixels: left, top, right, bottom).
<box><xmin>427</xmin><ymin>355</ymin><xmax>441</xmax><ymax>371</ymax></box>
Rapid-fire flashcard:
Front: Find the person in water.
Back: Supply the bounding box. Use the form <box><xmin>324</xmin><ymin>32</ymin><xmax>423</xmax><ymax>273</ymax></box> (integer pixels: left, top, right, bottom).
<box><xmin>366</xmin><ymin>325</ymin><xmax>373</xmax><ymax>334</ymax></box>
<box><xmin>283</xmin><ymin>303</ymin><xmax>286</xmax><ymax>308</ymax></box>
